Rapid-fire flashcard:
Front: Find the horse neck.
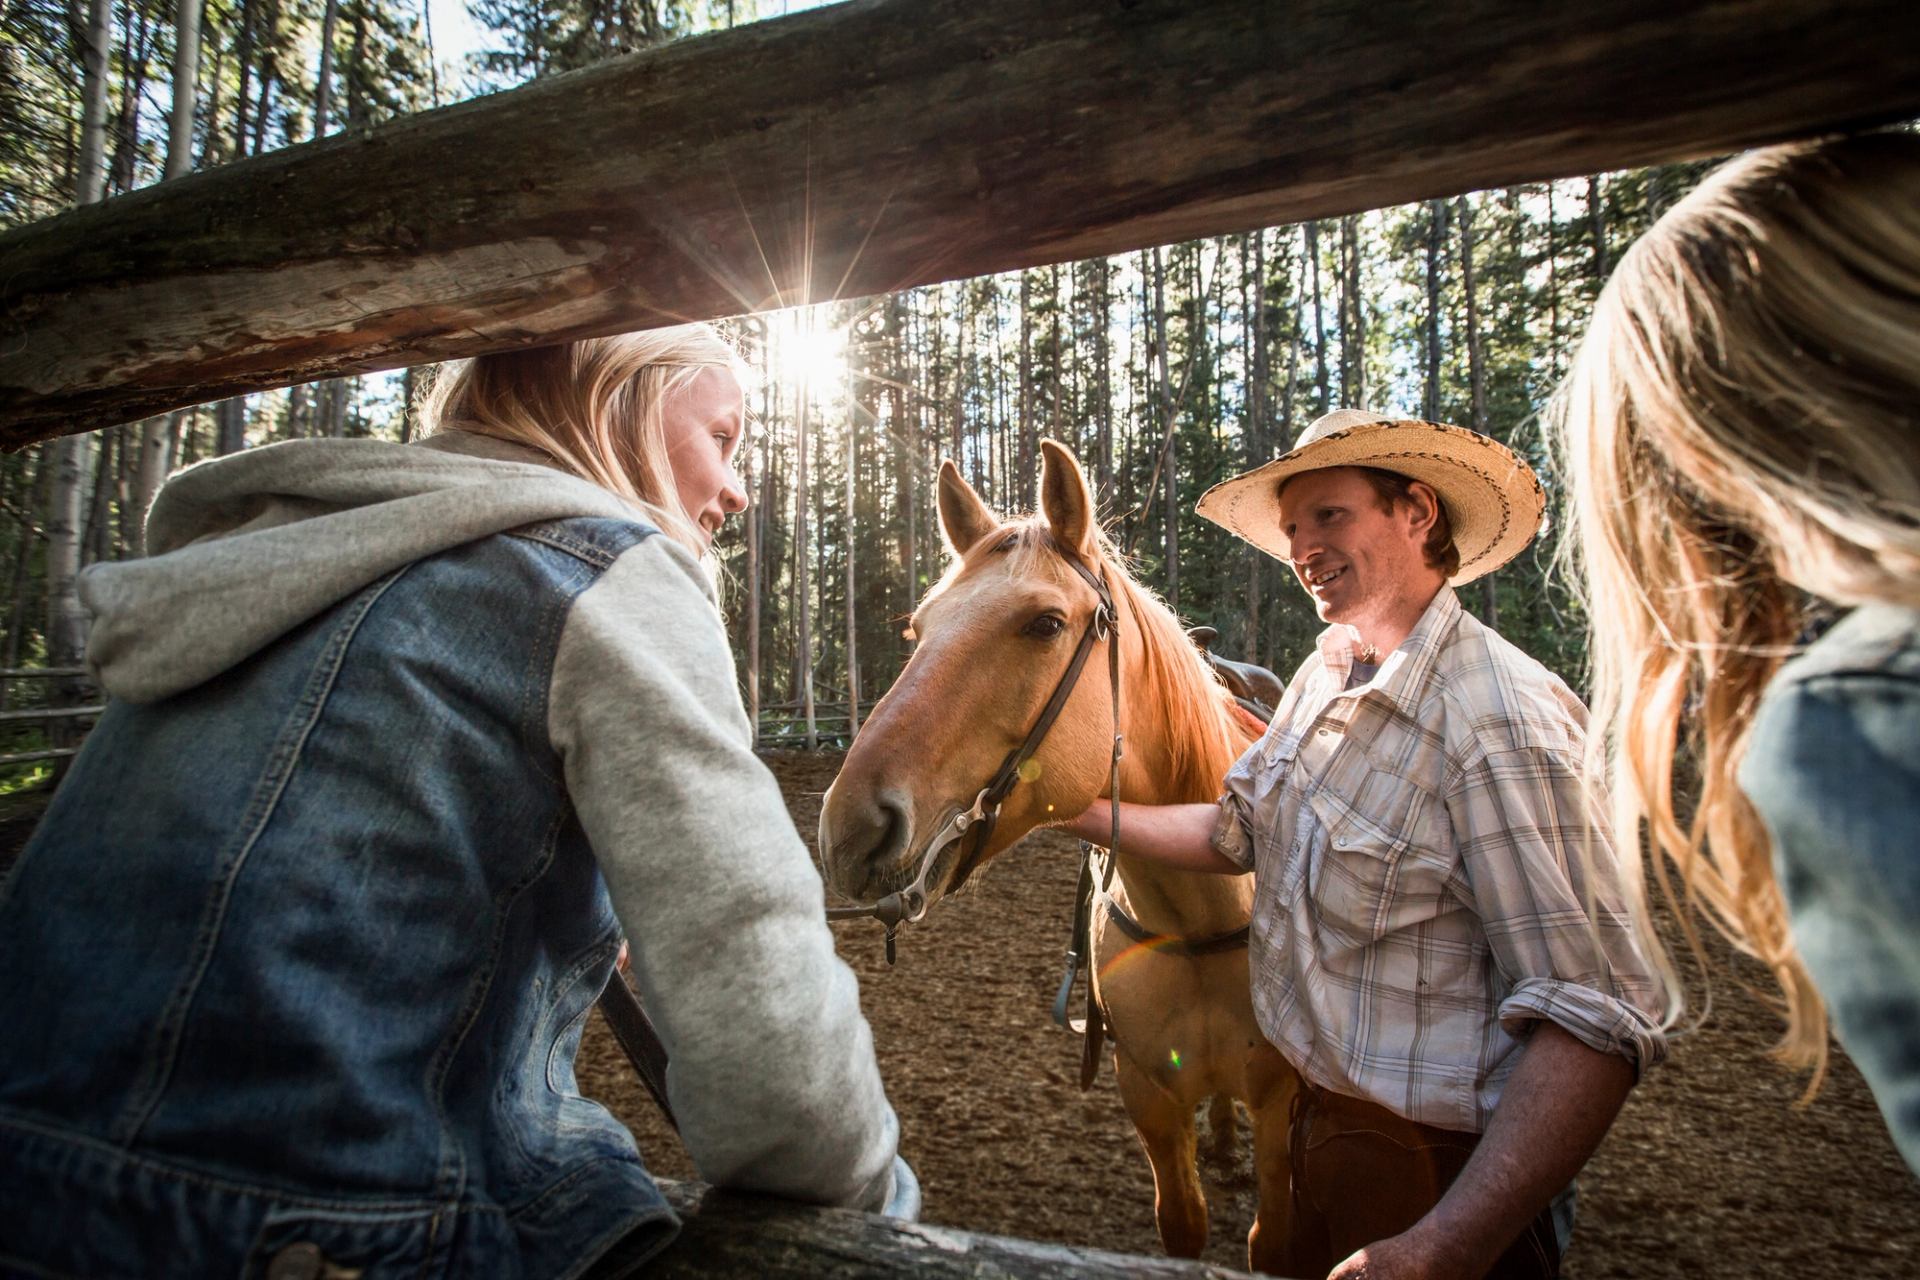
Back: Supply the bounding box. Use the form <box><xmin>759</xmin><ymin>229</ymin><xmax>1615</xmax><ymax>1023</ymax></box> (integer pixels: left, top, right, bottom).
<box><xmin>1110</xmin><ymin>572</ymin><xmax>1253</xmax><ymax>804</ymax></box>
<box><xmin>1102</xmin><ymin>570</ymin><xmax>1260</xmax><ymax>936</ymax></box>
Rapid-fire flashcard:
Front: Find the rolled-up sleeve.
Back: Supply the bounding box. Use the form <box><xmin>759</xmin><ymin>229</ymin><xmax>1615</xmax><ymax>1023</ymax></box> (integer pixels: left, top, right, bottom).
<box><xmin>1211</xmin><ymin>732</ymin><xmax>1275</xmax><ymax>871</ymax></box>
<box><xmin>1450</xmin><ymin>744</ymin><xmax>1668</xmax><ymax>1074</ymax></box>
<box><xmin>1211</xmin><ymin>790</ymin><xmax>1257</xmax><ymax>871</ymax></box>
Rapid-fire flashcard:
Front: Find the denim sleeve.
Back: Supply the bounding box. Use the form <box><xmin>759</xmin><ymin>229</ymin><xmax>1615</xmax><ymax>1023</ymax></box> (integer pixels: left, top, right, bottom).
<box><xmin>548</xmin><ymin>536</ymin><xmax>899</xmax><ymax>1210</ymax></box>
<box><xmin>1740</xmin><ymin>670</ymin><xmax>1920</xmax><ymax>1177</ymax></box>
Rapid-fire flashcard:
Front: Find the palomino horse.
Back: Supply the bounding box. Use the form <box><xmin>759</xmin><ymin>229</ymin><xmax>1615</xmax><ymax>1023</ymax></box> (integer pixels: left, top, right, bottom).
<box><xmin>820</xmin><ymin>441</ymin><xmax>1300</xmax><ymax>1270</ymax></box>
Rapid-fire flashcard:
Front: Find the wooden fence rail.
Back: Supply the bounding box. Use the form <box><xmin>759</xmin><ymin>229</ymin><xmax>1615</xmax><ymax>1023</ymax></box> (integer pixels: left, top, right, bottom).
<box><xmin>650</xmin><ymin>1179</ymin><xmax>1269</xmax><ymax>1279</ymax></box>
<box><xmin>4</xmin><ymin>0</ymin><xmax>1917</xmax><ymax>442</ymax></box>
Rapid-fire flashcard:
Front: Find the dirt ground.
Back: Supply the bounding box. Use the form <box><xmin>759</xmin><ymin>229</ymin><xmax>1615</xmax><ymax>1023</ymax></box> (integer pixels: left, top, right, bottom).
<box><xmin>579</xmin><ymin>750</ymin><xmax>1920</xmax><ymax>1278</ymax></box>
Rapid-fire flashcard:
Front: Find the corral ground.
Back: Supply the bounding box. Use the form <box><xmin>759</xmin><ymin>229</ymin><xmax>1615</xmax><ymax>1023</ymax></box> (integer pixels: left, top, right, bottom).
<box><xmin>2</xmin><ymin>753</ymin><xmax>1911</xmax><ymax>1277</ymax></box>
<box><xmin>582</xmin><ymin>750</ymin><xmax>1920</xmax><ymax>1277</ymax></box>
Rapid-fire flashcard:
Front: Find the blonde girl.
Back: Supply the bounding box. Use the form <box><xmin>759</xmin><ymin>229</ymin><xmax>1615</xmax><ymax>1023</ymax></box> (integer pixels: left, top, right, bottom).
<box><xmin>0</xmin><ymin>324</ymin><xmax>904</xmax><ymax>1276</ymax></box>
<box><xmin>1558</xmin><ymin>132</ymin><xmax>1920</xmax><ymax>1172</ymax></box>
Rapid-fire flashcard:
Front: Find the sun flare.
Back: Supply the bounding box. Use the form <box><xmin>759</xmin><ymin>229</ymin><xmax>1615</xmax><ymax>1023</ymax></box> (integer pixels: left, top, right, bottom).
<box><xmin>768</xmin><ymin>307</ymin><xmax>850</xmax><ymax>396</ymax></box>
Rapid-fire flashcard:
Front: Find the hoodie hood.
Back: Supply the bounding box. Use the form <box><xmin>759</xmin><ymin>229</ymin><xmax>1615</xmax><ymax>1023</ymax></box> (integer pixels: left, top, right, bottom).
<box><xmin>82</xmin><ymin>432</ymin><xmax>668</xmax><ymax>703</ymax></box>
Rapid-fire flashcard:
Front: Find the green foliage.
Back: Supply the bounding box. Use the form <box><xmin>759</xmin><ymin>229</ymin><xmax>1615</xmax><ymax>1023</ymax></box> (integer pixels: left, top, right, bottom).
<box><xmin>0</xmin><ymin>0</ymin><xmax>1751</xmax><ymax>737</ymax></box>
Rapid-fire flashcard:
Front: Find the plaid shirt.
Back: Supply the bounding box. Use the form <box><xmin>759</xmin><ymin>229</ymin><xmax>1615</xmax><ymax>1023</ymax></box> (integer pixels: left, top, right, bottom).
<box><xmin>1213</xmin><ymin>588</ymin><xmax>1665</xmax><ymax>1133</ymax></box>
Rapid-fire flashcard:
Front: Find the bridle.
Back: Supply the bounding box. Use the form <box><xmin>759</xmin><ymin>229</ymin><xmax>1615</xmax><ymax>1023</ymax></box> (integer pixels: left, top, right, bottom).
<box><xmin>827</xmin><ymin>538</ymin><xmax>1124</xmax><ymax>963</ymax></box>
<box><xmin>603</xmin><ymin>537</ymin><xmax>1257</xmax><ymax>1117</ymax></box>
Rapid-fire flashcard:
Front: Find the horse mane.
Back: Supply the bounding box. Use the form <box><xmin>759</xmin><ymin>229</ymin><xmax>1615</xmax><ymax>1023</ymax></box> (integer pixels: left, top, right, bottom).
<box><xmin>1006</xmin><ymin>520</ymin><xmax>1256</xmax><ymax>803</ymax></box>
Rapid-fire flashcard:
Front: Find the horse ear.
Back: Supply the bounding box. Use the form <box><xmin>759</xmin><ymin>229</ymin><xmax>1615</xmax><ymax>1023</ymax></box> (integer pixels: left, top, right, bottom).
<box><xmin>938</xmin><ymin>459</ymin><xmax>998</xmax><ymax>555</ymax></box>
<box><xmin>1039</xmin><ymin>439</ymin><xmax>1095</xmax><ymax>554</ymax></box>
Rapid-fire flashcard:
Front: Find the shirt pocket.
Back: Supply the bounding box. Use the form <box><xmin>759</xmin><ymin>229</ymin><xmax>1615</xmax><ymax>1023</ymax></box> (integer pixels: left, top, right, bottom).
<box><xmin>1305</xmin><ymin>782</ymin><xmax>1450</xmax><ymax>947</ymax></box>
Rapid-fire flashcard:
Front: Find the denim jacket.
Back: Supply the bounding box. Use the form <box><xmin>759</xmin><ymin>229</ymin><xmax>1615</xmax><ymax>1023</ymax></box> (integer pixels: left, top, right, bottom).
<box><xmin>1740</xmin><ymin>602</ymin><xmax>1920</xmax><ymax>1176</ymax></box>
<box><xmin>0</xmin><ymin>438</ymin><xmax>897</xmax><ymax>1278</ymax></box>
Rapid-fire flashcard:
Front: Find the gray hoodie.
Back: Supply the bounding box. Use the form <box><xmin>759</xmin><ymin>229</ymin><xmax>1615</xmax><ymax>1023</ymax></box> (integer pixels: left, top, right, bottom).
<box><xmin>78</xmin><ymin>431</ymin><xmax>899</xmax><ymax>1212</ymax></box>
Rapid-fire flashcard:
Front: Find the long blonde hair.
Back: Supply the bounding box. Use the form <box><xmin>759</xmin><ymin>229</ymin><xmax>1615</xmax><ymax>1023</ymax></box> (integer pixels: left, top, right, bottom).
<box><xmin>419</xmin><ymin>323</ymin><xmax>747</xmax><ymax>559</ymax></box>
<box><xmin>1556</xmin><ymin>132</ymin><xmax>1920</xmax><ymax>1081</ymax></box>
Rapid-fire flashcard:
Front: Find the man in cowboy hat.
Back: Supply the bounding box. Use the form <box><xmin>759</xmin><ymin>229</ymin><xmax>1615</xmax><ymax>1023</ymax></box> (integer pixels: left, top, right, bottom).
<box><xmin>1066</xmin><ymin>410</ymin><xmax>1664</xmax><ymax>1280</ymax></box>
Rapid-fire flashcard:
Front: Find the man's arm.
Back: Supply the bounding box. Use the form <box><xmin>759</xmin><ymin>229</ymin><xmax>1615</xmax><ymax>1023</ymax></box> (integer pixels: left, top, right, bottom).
<box><xmin>1057</xmin><ymin>799</ymin><xmax>1246</xmax><ymax>875</ymax></box>
<box><xmin>1332</xmin><ymin>1022</ymin><xmax>1635</xmax><ymax>1280</ymax></box>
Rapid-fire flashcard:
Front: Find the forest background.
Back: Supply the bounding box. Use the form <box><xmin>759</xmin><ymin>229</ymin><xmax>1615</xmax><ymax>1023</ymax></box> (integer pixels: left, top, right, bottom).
<box><xmin>1</xmin><ymin>0</ymin><xmax>1727</xmax><ymax>767</ymax></box>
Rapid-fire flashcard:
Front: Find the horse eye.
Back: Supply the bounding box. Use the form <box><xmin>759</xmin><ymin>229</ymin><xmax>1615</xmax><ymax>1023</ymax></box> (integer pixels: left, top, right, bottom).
<box><xmin>1024</xmin><ymin>614</ymin><xmax>1065</xmax><ymax>640</ymax></box>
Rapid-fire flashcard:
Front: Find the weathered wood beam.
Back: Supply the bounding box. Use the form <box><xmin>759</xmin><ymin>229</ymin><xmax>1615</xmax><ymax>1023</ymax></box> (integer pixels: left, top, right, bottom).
<box><xmin>651</xmin><ymin>1180</ymin><xmax>1270</xmax><ymax>1278</ymax></box>
<box><xmin>4</xmin><ymin>0</ymin><xmax>1916</xmax><ymax>444</ymax></box>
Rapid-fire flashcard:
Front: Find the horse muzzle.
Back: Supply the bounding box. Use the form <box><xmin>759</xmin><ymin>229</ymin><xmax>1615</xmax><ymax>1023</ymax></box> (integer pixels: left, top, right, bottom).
<box><xmin>819</xmin><ymin>782</ymin><xmax>917</xmax><ymax>901</ymax></box>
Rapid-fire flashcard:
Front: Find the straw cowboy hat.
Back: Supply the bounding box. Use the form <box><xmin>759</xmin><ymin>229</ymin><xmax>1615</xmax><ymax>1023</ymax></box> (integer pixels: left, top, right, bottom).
<box><xmin>1195</xmin><ymin>409</ymin><xmax>1547</xmax><ymax>586</ymax></box>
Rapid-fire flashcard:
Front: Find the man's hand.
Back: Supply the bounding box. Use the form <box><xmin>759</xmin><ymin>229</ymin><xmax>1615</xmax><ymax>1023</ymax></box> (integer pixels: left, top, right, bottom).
<box><xmin>1327</xmin><ymin>1227</ymin><xmax>1464</xmax><ymax>1280</ymax></box>
<box><xmin>1338</xmin><ymin>1023</ymin><xmax>1632</xmax><ymax>1280</ymax></box>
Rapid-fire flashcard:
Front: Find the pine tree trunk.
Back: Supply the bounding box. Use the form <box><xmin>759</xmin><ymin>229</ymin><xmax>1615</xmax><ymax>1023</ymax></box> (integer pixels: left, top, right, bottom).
<box><xmin>795</xmin><ymin>373</ymin><xmax>816</xmax><ymax>751</ymax></box>
<box><xmin>346</xmin><ymin>1</ymin><xmax>367</xmax><ymax>127</ymax></box>
<box><xmin>287</xmin><ymin>384</ymin><xmax>310</xmax><ymax>438</ymax></box>
<box><xmin>1017</xmin><ymin>272</ymin><xmax>1033</xmax><ymax>509</ymax></box>
<box><xmin>46</xmin><ymin>435</ymin><xmax>90</xmax><ymax>664</ymax></box>
<box><xmin>1245</xmin><ymin>230</ymin><xmax>1267</xmax><ymax>661</ymax></box>
<box><xmin>215</xmin><ymin>397</ymin><xmax>246</xmax><ymax>454</ymax></box>
<box><xmin>199</xmin><ymin>8</ymin><xmax>224</xmax><ymax>167</ymax></box>
<box><xmin>1423</xmin><ymin>199</ymin><xmax>1446</xmax><ymax>421</ymax></box>
<box><xmin>251</xmin><ymin>0</ymin><xmax>281</xmax><ymax>156</ymax></box>
<box><xmin>232</xmin><ymin>0</ymin><xmax>256</xmax><ymax>155</ymax></box>
<box><xmin>1308</xmin><ymin>221</ymin><xmax>1328</xmax><ymax>412</ymax></box>
<box><xmin>950</xmin><ymin>288</ymin><xmax>966</xmax><ymax>473</ymax></box>
<box><xmin>1150</xmin><ymin>248</ymin><xmax>1177</xmax><ymax>604</ymax></box>
<box><xmin>844</xmin><ymin>416</ymin><xmax>859</xmax><ymax>738</ymax></box>
<box><xmin>114</xmin><ymin>423</ymin><xmax>137</xmax><ymax>553</ymax></box>
<box><xmin>76</xmin><ymin>0</ymin><xmax>112</xmax><ymax>203</ymax></box>
<box><xmin>83</xmin><ymin>426</ymin><xmax>115</xmax><ymax>560</ymax></box>
<box><xmin>134</xmin><ymin>412</ymin><xmax>180</xmax><ymax>555</ymax></box>
<box><xmin>1341</xmin><ymin>214</ymin><xmax>1366</xmax><ymax>410</ymax></box>
<box><xmin>1546</xmin><ymin>181</ymin><xmax>1561</xmax><ymax>379</ymax></box>
<box><xmin>1587</xmin><ymin>174</ymin><xmax>1609</xmax><ymax>283</ymax></box>
<box><xmin>1</xmin><ymin>452</ymin><xmax>50</xmax><ymax>707</ymax></box>
<box><xmin>1048</xmin><ymin>265</ymin><xmax>1064</xmax><ymax>452</ymax></box>
<box><xmin>1458</xmin><ymin>194</ymin><xmax>1496</xmax><ymax>628</ymax></box>
<box><xmin>109</xmin><ymin>0</ymin><xmax>153</xmax><ymax>193</ymax></box>
<box><xmin>889</xmin><ymin>296</ymin><xmax>913</xmax><ymax>618</ymax></box>
<box><xmin>1093</xmin><ymin>259</ymin><xmax>1113</xmax><ymax>509</ymax></box>
<box><xmin>168</xmin><ymin>0</ymin><xmax>203</xmax><ymax>180</ymax></box>
<box><xmin>745</xmin><ymin>443</ymin><xmax>761</xmax><ymax>740</ymax></box>
<box><xmin>314</xmin><ymin>0</ymin><xmax>340</xmax><ymax>137</ymax></box>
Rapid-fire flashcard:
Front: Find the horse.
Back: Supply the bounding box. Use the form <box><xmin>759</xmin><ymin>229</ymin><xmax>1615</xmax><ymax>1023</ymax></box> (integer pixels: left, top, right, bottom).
<box><xmin>819</xmin><ymin>439</ymin><xmax>1301</xmax><ymax>1271</ymax></box>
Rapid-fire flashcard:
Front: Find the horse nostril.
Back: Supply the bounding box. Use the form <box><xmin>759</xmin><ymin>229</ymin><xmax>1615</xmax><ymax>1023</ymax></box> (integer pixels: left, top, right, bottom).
<box><xmin>822</xmin><ymin>785</ymin><xmax>915</xmax><ymax>898</ymax></box>
<box><xmin>869</xmin><ymin>791</ymin><xmax>911</xmax><ymax>870</ymax></box>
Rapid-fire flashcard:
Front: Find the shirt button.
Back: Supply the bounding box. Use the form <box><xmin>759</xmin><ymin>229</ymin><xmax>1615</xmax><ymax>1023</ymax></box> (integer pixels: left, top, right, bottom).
<box><xmin>1317</xmin><ymin>729</ymin><xmax>1330</xmax><ymax>737</ymax></box>
<box><xmin>266</xmin><ymin>1243</ymin><xmax>325</xmax><ymax>1280</ymax></box>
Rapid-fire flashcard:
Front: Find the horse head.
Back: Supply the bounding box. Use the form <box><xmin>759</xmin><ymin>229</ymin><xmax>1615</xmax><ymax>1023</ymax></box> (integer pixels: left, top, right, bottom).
<box><xmin>820</xmin><ymin>440</ymin><xmax>1122</xmax><ymax>909</ymax></box>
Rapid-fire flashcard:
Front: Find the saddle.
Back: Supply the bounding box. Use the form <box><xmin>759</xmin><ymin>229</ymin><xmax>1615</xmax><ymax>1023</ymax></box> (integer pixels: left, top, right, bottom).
<box><xmin>1051</xmin><ymin>630</ymin><xmax>1279</xmax><ymax>1089</ymax></box>
<box><xmin>1187</xmin><ymin>625</ymin><xmax>1282</xmax><ymax>721</ymax></box>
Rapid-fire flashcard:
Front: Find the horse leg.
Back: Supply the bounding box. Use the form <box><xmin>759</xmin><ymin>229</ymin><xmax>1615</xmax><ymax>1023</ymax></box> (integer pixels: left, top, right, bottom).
<box><xmin>1114</xmin><ymin>1054</ymin><xmax>1209</xmax><ymax>1258</ymax></box>
<box><xmin>1244</xmin><ymin>1039</ymin><xmax>1303</xmax><ymax>1276</ymax></box>
<box><xmin>1200</xmin><ymin>1092</ymin><xmax>1238</xmax><ymax>1172</ymax></box>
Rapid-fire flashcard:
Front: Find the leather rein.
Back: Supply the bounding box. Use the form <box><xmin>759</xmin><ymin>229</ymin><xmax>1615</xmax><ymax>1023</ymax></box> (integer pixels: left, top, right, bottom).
<box><xmin>599</xmin><ymin>540</ymin><xmax>1257</xmax><ymax>1119</ymax></box>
